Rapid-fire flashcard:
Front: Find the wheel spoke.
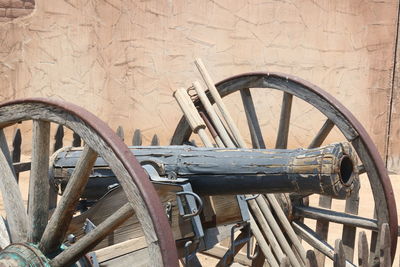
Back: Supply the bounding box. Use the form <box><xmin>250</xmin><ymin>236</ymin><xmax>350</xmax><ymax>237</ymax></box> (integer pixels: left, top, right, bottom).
<box><xmin>40</xmin><ymin>145</ymin><xmax>98</xmax><ymax>254</ymax></box>
<box><xmin>240</xmin><ymin>88</ymin><xmax>265</xmax><ymax>149</ymax></box>
<box><xmin>0</xmin><ymin>216</ymin><xmax>10</xmax><ymax>249</ymax></box>
<box><xmin>308</xmin><ymin>119</ymin><xmax>334</xmax><ymax>148</ymax></box>
<box><xmin>292</xmin><ymin>221</ymin><xmax>356</xmax><ymax>267</ymax></box>
<box><xmin>50</xmin><ymin>202</ymin><xmax>134</xmax><ymax>267</ymax></box>
<box><xmin>275</xmin><ymin>92</ymin><xmax>293</xmax><ymax>149</ymax></box>
<box><xmin>341</xmin><ymin>180</ymin><xmax>360</xmax><ymax>261</ymax></box>
<box><xmin>293</xmin><ymin>206</ymin><xmax>378</xmax><ymax>231</ymax></box>
<box><xmin>0</xmin><ymin>129</ymin><xmax>28</xmax><ymax>242</ymax></box>
<box><xmin>28</xmin><ymin>120</ymin><xmax>51</xmax><ymax>243</ymax></box>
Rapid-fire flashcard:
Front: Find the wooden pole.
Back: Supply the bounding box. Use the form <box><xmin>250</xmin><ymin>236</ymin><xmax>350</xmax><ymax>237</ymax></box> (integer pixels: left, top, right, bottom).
<box><xmin>194</xmin><ymin>58</ymin><xmax>246</xmax><ymax>147</ymax></box>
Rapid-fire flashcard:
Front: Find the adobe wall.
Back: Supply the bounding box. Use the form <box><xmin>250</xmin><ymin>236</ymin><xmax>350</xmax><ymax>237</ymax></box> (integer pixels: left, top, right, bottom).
<box><xmin>0</xmin><ymin>0</ymin><xmax>398</xmax><ymax>155</ymax></box>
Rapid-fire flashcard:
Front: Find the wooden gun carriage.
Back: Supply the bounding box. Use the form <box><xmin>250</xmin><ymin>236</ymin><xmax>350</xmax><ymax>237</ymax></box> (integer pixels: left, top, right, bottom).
<box><xmin>0</xmin><ymin>60</ymin><xmax>397</xmax><ymax>267</ymax></box>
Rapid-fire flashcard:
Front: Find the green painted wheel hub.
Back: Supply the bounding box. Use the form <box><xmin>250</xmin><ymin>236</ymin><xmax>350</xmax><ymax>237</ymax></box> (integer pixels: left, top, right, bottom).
<box><xmin>0</xmin><ymin>243</ymin><xmax>50</xmax><ymax>267</ymax></box>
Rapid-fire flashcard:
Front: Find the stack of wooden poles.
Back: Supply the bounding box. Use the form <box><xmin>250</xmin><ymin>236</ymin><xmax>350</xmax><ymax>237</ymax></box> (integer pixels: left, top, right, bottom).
<box><xmin>173</xmin><ymin>58</ymin><xmax>308</xmax><ymax>267</ymax></box>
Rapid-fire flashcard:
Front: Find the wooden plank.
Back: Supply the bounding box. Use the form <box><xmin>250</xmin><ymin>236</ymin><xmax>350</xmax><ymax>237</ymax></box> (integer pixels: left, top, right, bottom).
<box><xmin>240</xmin><ymin>88</ymin><xmax>266</xmax><ymax>149</ymax></box>
<box><xmin>358</xmin><ymin>231</ymin><xmax>369</xmax><ymax>267</ymax></box>
<box><xmin>28</xmin><ymin>120</ymin><xmax>51</xmax><ymax>243</ymax></box>
<box><xmin>202</xmin><ymin>244</ymin><xmax>252</xmax><ymax>266</ymax></box>
<box><xmin>99</xmin><ymin>247</ymin><xmax>149</xmax><ymax>267</ymax></box>
<box><xmin>53</xmin><ymin>124</ymin><xmax>64</xmax><ymax>152</ymax></box>
<box><xmin>379</xmin><ymin>223</ymin><xmax>391</xmax><ymax>267</ymax></box>
<box><xmin>0</xmin><ymin>129</ymin><xmax>28</xmax><ymax>243</ymax></box>
<box><xmin>40</xmin><ymin>145</ymin><xmax>98</xmax><ymax>254</ymax></box>
<box><xmin>150</xmin><ymin>134</ymin><xmax>159</xmax><ymax>146</ymax></box>
<box><xmin>334</xmin><ymin>239</ymin><xmax>346</xmax><ymax>267</ymax></box>
<box><xmin>132</xmin><ymin>129</ymin><xmax>142</xmax><ymax>146</ymax></box>
<box><xmin>116</xmin><ymin>126</ymin><xmax>124</xmax><ymax>141</ymax></box>
<box><xmin>95</xmin><ymin>236</ymin><xmax>147</xmax><ymax>263</ymax></box>
<box><xmin>275</xmin><ymin>92</ymin><xmax>293</xmax><ymax>149</ymax></box>
<box><xmin>66</xmin><ymin>185</ymin><xmax>242</xmax><ymax>251</ymax></box>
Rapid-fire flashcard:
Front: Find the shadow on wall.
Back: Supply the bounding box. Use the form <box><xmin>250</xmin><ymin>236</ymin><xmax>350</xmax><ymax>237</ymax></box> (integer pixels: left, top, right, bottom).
<box><xmin>0</xmin><ymin>0</ymin><xmax>35</xmax><ymax>22</ymax></box>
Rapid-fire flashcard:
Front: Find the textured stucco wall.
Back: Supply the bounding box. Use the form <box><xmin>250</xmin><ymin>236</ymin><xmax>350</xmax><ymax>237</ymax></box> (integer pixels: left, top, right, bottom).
<box><xmin>0</xmin><ymin>0</ymin><xmax>398</xmax><ymax>154</ymax></box>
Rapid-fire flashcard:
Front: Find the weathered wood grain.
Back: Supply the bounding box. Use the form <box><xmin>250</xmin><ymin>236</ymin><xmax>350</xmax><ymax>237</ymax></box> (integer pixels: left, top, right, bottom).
<box><xmin>0</xmin><ymin>216</ymin><xmax>10</xmax><ymax>249</ymax></box>
<box><xmin>334</xmin><ymin>239</ymin><xmax>346</xmax><ymax>267</ymax></box>
<box><xmin>240</xmin><ymin>88</ymin><xmax>265</xmax><ymax>149</ymax></box>
<box><xmin>308</xmin><ymin>119</ymin><xmax>334</xmax><ymax>149</ymax></box>
<box><xmin>50</xmin><ymin>203</ymin><xmax>134</xmax><ymax>267</ymax></box>
<box><xmin>379</xmin><ymin>223</ymin><xmax>391</xmax><ymax>267</ymax></box>
<box><xmin>247</xmin><ymin>198</ymin><xmax>285</xmax><ymax>262</ymax></box>
<box><xmin>132</xmin><ymin>129</ymin><xmax>142</xmax><ymax>146</ymax></box>
<box><xmin>28</xmin><ymin>120</ymin><xmax>51</xmax><ymax>243</ymax></box>
<box><xmin>193</xmin><ymin>81</ymin><xmax>235</xmax><ymax>148</ymax></box>
<box><xmin>248</xmin><ymin>213</ymin><xmax>279</xmax><ymax>266</ymax></box>
<box><xmin>40</xmin><ymin>145</ymin><xmax>98</xmax><ymax>254</ymax></box>
<box><xmin>53</xmin><ymin>124</ymin><xmax>64</xmax><ymax>153</ymax></box>
<box><xmin>53</xmin><ymin>143</ymin><xmax>357</xmax><ymax>197</ymax></box>
<box><xmin>255</xmin><ymin>196</ymin><xmax>302</xmax><ymax>267</ymax></box>
<box><xmin>306</xmin><ymin>250</ymin><xmax>318</xmax><ymax>267</ymax></box>
<box><xmin>0</xmin><ymin>103</ymin><xmax>167</xmax><ymax>266</ymax></box>
<box><xmin>275</xmin><ymin>92</ymin><xmax>293</xmax><ymax>149</ymax></box>
<box><xmin>174</xmin><ymin>87</ymin><xmax>213</xmax><ymax>147</ymax></box>
<box><xmin>195</xmin><ymin>58</ymin><xmax>246</xmax><ymax>147</ymax></box>
<box><xmin>358</xmin><ymin>231</ymin><xmax>369</xmax><ymax>267</ymax></box>
<box><xmin>0</xmin><ymin>129</ymin><xmax>28</xmax><ymax>243</ymax></box>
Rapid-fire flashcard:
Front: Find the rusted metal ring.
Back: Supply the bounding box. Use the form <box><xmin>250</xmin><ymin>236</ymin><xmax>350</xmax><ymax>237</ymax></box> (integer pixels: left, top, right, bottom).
<box><xmin>171</xmin><ymin>72</ymin><xmax>398</xmax><ymax>261</ymax></box>
<box><xmin>0</xmin><ymin>98</ymin><xmax>179</xmax><ymax>267</ymax></box>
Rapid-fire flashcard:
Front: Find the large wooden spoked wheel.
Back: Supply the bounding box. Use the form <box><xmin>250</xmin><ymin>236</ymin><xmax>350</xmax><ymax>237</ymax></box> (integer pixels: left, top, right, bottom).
<box><xmin>0</xmin><ymin>98</ymin><xmax>178</xmax><ymax>266</ymax></box>
<box><xmin>171</xmin><ymin>72</ymin><xmax>398</xmax><ymax>265</ymax></box>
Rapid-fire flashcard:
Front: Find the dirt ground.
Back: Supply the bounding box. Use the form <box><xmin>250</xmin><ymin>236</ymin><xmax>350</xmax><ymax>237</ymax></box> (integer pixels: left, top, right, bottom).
<box><xmin>1</xmin><ymin>172</ymin><xmax>399</xmax><ymax>266</ymax></box>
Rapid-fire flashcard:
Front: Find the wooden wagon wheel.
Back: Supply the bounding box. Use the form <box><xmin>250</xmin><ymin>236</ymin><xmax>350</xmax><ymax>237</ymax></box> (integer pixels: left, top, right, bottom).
<box><xmin>171</xmin><ymin>72</ymin><xmax>398</xmax><ymax>265</ymax></box>
<box><xmin>0</xmin><ymin>98</ymin><xmax>178</xmax><ymax>266</ymax></box>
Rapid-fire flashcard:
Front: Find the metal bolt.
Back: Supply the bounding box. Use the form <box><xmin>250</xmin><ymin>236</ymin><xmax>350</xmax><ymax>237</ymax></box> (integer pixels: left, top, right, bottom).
<box><xmin>67</xmin><ymin>234</ymin><xmax>76</xmax><ymax>243</ymax></box>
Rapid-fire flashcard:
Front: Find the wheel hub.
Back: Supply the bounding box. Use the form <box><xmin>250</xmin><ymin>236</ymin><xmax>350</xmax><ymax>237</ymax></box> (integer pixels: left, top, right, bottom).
<box><xmin>0</xmin><ymin>243</ymin><xmax>50</xmax><ymax>267</ymax></box>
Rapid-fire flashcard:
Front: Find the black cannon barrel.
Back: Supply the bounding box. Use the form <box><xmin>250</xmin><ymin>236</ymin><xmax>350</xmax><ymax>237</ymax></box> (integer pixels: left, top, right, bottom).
<box><xmin>52</xmin><ymin>142</ymin><xmax>358</xmax><ymax>199</ymax></box>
